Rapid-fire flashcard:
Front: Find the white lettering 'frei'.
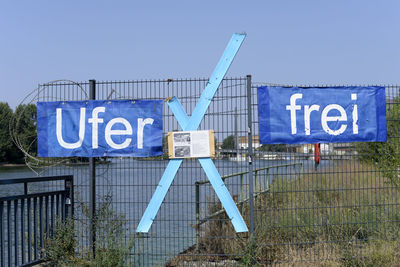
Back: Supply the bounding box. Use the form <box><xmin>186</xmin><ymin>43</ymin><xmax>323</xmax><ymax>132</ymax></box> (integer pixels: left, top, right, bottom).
<box><xmin>105</xmin><ymin>118</ymin><xmax>133</xmax><ymax>149</ymax></box>
<box><xmin>137</xmin><ymin>118</ymin><xmax>154</xmax><ymax>149</ymax></box>
<box><xmin>286</xmin><ymin>93</ymin><xmax>359</xmax><ymax>136</ymax></box>
<box><xmin>56</xmin><ymin>107</ymin><xmax>86</xmax><ymax>149</ymax></box>
<box><xmin>88</xmin><ymin>107</ymin><xmax>105</xmax><ymax>149</ymax></box>
<box><xmin>286</xmin><ymin>93</ymin><xmax>302</xmax><ymax>134</ymax></box>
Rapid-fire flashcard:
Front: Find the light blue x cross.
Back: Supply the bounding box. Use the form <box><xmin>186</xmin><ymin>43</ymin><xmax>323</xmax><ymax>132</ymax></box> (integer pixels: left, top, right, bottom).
<box><xmin>136</xmin><ymin>33</ymin><xmax>248</xmax><ymax>233</ymax></box>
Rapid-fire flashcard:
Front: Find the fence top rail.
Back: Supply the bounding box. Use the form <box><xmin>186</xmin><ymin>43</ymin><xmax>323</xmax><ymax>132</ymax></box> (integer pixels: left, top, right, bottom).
<box><xmin>195</xmin><ymin>163</ymin><xmax>303</xmax><ymax>185</ymax></box>
<box><xmin>0</xmin><ymin>175</ymin><xmax>73</xmax><ymax>185</ymax></box>
<box><xmin>39</xmin><ymin>77</ymin><xmax>248</xmax><ymax>87</ymax></box>
<box><xmin>0</xmin><ymin>190</ymin><xmax>69</xmax><ymax>202</ymax></box>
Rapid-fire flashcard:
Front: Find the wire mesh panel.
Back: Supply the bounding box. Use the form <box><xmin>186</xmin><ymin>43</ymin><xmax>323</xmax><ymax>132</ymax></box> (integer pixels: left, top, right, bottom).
<box><xmin>31</xmin><ymin>80</ymin><xmax>400</xmax><ymax>266</ymax></box>
<box><xmin>35</xmin><ymin>78</ymin><xmax>251</xmax><ymax>266</ymax></box>
<box><xmin>247</xmin><ymin>84</ymin><xmax>400</xmax><ymax>266</ymax></box>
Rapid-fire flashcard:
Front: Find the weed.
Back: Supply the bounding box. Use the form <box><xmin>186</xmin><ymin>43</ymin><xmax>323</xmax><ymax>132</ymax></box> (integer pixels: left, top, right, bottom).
<box><xmin>193</xmin><ymin>161</ymin><xmax>400</xmax><ymax>266</ymax></box>
<box><xmin>43</xmin><ymin>195</ymin><xmax>136</xmax><ymax>266</ymax></box>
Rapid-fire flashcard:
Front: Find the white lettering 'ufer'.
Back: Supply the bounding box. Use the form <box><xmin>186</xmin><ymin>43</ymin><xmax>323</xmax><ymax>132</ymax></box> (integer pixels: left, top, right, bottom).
<box><xmin>55</xmin><ymin>106</ymin><xmax>154</xmax><ymax>150</ymax></box>
<box><xmin>285</xmin><ymin>93</ymin><xmax>358</xmax><ymax>136</ymax></box>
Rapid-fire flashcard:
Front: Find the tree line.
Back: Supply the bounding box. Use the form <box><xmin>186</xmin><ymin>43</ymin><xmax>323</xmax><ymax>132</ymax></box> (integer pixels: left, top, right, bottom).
<box><xmin>0</xmin><ymin>102</ymin><xmax>37</xmax><ymax>164</ymax></box>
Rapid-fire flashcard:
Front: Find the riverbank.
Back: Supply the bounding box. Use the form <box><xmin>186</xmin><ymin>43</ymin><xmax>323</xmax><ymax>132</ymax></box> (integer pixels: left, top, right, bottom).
<box><xmin>0</xmin><ymin>163</ymin><xmax>26</xmax><ymax>168</ymax></box>
<box><xmin>0</xmin><ymin>163</ymin><xmax>27</xmax><ymax>169</ymax></box>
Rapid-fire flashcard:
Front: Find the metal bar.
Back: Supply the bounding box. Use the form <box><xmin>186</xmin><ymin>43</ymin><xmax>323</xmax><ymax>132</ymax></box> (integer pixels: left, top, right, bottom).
<box><xmin>44</xmin><ymin>196</ymin><xmax>49</xmax><ymax>238</ymax></box>
<box><xmin>27</xmin><ymin>198</ymin><xmax>31</xmax><ymax>262</ymax></box>
<box><xmin>71</xmin><ymin>177</ymin><xmax>74</xmax><ymax>219</ymax></box>
<box><xmin>50</xmin><ymin>195</ymin><xmax>54</xmax><ymax>237</ymax></box>
<box><xmin>235</xmin><ymin>107</ymin><xmax>239</xmax><ymax>155</ymax></box>
<box><xmin>240</xmin><ymin>174</ymin><xmax>244</xmax><ymax>201</ymax></box>
<box><xmin>14</xmin><ymin>200</ymin><xmax>18</xmax><ymax>266</ymax></box>
<box><xmin>195</xmin><ymin>163</ymin><xmax>303</xmax><ymax>185</ymax></box>
<box><xmin>21</xmin><ymin>199</ymin><xmax>25</xmax><ymax>264</ymax></box>
<box><xmin>89</xmin><ymin>79</ymin><xmax>96</xmax><ymax>257</ymax></box>
<box><xmin>197</xmin><ymin>170</ymin><xmax>251</xmax><ymax>184</ymax></box>
<box><xmin>61</xmin><ymin>192</ymin><xmax>65</xmax><ymax>222</ymax></box>
<box><xmin>0</xmin><ymin>190</ymin><xmax>70</xmax><ymax>202</ymax></box>
<box><xmin>65</xmin><ymin>178</ymin><xmax>73</xmax><ymax>219</ymax></box>
<box><xmin>0</xmin><ymin>175</ymin><xmax>74</xmax><ymax>185</ymax></box>
<box><xmin>255</xmin><ymin>170</ymin><xmax>259</xmax><ymax>191</ymax></box>
<box><xmin>33</xmin><ymin>198</ymin><xmax>37</xmax><ymax>261</ymax></box>
<box><xmin>0</xmin><ymin>202</ymin><xmax>4</xmax><ymax>267</ymax></box>
<box><xmin>195</xmin><ymin>182</ymin><xmax>200</xmax><ymax>253</ymax></box>
<box><xmin>64</xmin><ymin>194</ymin><xmax>68</xmax><ymax>219</ymax></box>
<box><xmin>39</xmin><ymin>197</ymin><xmax>43</xmax><ymax>254</ymax></box>
<box><xmin>55</xmin><ymin>194</ymin><xmax>59</xmax><ymax>220</ymax></box>
<box><xmin>246</xmin><ymin>74</ymin><xmax>255</xmax><ymax>236</ymax></box>
<box><xmin>7</xmin><ymin>201</ymin><xmax>10</xmax><ymax>267</ymax></box>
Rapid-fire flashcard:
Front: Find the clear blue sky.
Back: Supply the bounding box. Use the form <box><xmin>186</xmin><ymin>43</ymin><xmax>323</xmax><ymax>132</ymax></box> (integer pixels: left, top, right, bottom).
<box><xmin>1</xmin><ymin>1</ymin><xmax>399</xmax><ymax>108</ymax></box>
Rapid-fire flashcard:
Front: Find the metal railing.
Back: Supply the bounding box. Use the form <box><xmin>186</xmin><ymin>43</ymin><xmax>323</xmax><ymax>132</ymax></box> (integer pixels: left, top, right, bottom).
<box><xmin>0</xmin><ymin>175</ymin><xmax>73</xmax><ymax>267</ymax></box>
<box><xmin>194</xmin><ymin>163</ymin><xmax>303</xmax><ymax>251</ymax></box>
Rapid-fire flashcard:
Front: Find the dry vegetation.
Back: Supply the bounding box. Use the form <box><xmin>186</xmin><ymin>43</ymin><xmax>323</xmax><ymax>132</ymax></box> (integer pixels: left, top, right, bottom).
<box><xmin>171</xmin><ymin>161</ymin><xmax>400</xmax><ymax>266</ymax></box>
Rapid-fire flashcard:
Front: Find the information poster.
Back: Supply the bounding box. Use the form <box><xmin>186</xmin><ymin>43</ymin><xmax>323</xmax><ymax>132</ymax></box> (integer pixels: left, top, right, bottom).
<box><xmin>168</xmin><ymin>130</ymin><xmax>215</xmax><ymax>158</ymax></box>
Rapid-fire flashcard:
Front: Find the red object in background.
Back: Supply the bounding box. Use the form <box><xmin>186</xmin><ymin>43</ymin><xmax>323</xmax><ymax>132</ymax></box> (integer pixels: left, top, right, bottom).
<box><xmin>314</xmin><ymin>143</ymin><xmax>321</xmax><ymax>165</ymax></box>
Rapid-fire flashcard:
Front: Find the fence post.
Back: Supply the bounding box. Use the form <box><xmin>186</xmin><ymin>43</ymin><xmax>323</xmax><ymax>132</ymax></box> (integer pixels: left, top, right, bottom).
<box><xmin>195</xmin><ymin>182</ymin><xmax>200</xmax><ymax>253</ymax></box>
<box><xmin>246</xmin><ymin>75</ymin><xmax>255</xmax><ymax>236</ymax></box>
<box><xmin>89</xmin><ymin>79</ymin><xmax>96</xmax><ymax>258</ymax></box>
<box><xmin>0</xmin><ymin>202</ymin><xmax>4</xmax><ymax>267</ymax></box>
<box><xmin>65</xmin><ymin>177</ymin><xmax>73</xmax><ymax>218</ymax></box>
<box><xmin>255</xmin><ymin>170</ymin><xmax>259</xmax><ymax>193</ymax></box>
<box><xmin>240</xmin><ymin>174</ymin><xmax>244</xmax><ymax>201</ymax></box>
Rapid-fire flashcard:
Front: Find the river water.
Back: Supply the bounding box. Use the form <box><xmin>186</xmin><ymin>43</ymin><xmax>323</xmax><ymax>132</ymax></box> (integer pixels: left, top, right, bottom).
<box><xmin>0</xmin><ymin>159</ymin><xmax>321</xmax><ymax>266</ymax></box>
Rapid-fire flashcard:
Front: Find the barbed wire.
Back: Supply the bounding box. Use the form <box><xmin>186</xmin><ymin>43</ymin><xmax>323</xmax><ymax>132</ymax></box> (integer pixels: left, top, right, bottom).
<box><xmin>9</xmin><ymin>80</ymin><xmax>88</xmax><ymax>175</ymax></box>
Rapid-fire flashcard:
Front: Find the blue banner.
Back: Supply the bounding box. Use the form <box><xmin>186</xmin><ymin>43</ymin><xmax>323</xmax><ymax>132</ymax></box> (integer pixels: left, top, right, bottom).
<box><xmin>37</xmin><ymin>100</ymin><xmax>163</xmax><ymax>157</ymax></box>
<box><xmin>257</xmin><ymin>86</ymin><xmax>387</xmax><ymax>144</ymax></box>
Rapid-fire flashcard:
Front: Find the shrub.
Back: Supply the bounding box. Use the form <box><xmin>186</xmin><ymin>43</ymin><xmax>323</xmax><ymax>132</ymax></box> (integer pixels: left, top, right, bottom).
<box><xmin>44</xmin><ymin>195</ymin><xmax>136</xmax><ymax>266</ymax></box>
<box><xmin>356</xmin><ymin>94</ymin><xmax>400</xmax><ymax>185</ymax></box>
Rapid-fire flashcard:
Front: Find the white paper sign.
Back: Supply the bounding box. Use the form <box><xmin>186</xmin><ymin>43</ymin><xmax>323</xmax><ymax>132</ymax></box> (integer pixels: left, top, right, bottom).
<box><xmin>168</xmin><ymin>130</ymin><xmax>215</xmax><ymax>158</ymax></box>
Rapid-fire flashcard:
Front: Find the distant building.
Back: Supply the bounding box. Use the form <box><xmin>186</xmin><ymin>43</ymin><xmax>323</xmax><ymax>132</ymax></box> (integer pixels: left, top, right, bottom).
<box><xmin>297</xmin><ymin>144</ymin><xmax>333</xmax><ymax>155</ymax></box>
<box><xmin>237</xmin><ymin>136</ymin><xmax>261</xmax><ymax>149</ymax></box>
<box><xmin>331</xmin><ymin>143</ymin><xmax>356</xmax><ymax>155</ymax></box>
<box><xmin>296</xmin><ymin>143</ymin><xmax>357</xmax><ymax>156</ymax></box>
<box><xmin>216</xmin><ymin>142</ymin><xmax>223</xmax><ymax>150</ymax></box>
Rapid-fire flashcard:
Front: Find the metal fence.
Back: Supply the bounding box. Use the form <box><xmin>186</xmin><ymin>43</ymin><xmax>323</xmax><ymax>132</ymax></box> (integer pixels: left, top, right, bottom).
<box><xmin>33</xmin><ymin>79</ymin><xmax>400</xmax><ymax>266</ymax></box>
<box><xmin>247</xmin><ymin>83</ymin><xmax>400</xmax><ymax>266</ymax></box>
<box><xmin>0</xmin><ymin>175</ymin><xmax>73</xmax><ymax>267</ymax></box>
